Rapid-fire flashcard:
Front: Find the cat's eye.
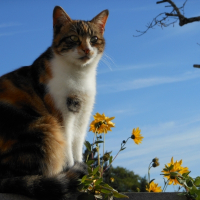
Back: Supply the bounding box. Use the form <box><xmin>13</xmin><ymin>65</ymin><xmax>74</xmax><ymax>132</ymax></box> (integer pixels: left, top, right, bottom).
<box><xmin>90</xmin><ymin>36</ymin><xmax>98</xmax><ymax>43</ymax></box>
<box><xmin>70</xmin><ymin>35</ymin><xmax>79</xmax><ymax>42</ymax></box>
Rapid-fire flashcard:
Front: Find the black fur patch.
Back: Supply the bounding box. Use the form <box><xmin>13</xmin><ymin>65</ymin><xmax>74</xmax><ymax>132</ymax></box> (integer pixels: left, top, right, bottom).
<box><xmin>66</xmin><ymin>96</ymin><xmax>81</xmax><ymax>113</ymax></box>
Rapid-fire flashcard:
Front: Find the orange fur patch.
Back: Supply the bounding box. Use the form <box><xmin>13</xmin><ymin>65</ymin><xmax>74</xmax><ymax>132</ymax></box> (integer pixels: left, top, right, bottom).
<box><xmin>44</xmin><ymin>93</ymin><xmax>63</xmax><ymax>125</ymax></box>
<box><xmin>39</xmin><ymin>61</ymin><xmax>53</xmax><ymax>84</ymax></box>
<box><xmin>29</xmin><ymin>115</ymin><xmax>66</xmax><ymax>176</ymax></box>
<box><xmin>0</xmin><ymin>136</ymin><xmax>17</xmax><ymax>153</ymax></box>
<box><xmin>0</xmin><ymin>79</ymin><xmax>48</xmax><ymax>116</ymax></box>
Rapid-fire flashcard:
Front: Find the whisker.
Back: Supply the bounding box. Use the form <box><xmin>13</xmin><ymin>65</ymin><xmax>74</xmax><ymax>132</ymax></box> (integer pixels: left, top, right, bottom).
<box><xmin>100</xmin><ymin>52</ymin><xmax>116</xmax><ymax>71</ymax></box>
<box><xmin>104</xmin><ymin>52</ymin><xmax>116</xmax><ymax>67</ymax></box>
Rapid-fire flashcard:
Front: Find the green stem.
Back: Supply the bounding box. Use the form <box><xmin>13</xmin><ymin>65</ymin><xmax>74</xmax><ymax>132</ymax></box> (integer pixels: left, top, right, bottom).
<box><xmin>148</xmin><ymin>162</ymin><xmax>153</xmax><ymax>184</ymax></box>
<box><xmin>103</xmin><ymin>132</ymin><xmax>105</xmax><ymax>156</ymax></box>
<box><xmin>92</xmin><ymin>131</ymin><xmax>96</xmax><ymax>160</ymax></box>
<box><xmin>103</xmin><ymin>137</ymin><xmax>131</xmax><ymax>172</ymax></box>
<box><xmin>97</xmin><ymin>142</ymin><xmax>100</xmax><ymax>166</ymax></box>
<box><xmin>162</xmin><ymin>179</ymin><xmax>169</xmax><ymax>192</ymax></box>
<box><xmin>102</xmin><ymin>132</ymin><xmax>105</xmax><ymax>177</ymax></box>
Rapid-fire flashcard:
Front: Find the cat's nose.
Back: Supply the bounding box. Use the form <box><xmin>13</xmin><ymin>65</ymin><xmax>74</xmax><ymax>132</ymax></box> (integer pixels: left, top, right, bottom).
<box><xmin>82</xmin><ymin>48</ymin><xmax>90</xmax><ymax>54</ymax></box>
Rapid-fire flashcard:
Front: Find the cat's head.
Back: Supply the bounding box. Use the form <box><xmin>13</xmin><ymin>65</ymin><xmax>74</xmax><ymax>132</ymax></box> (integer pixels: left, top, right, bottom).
<box><xmin>52</xmin><ymin>6</ymin><xmax>108</xmax><ymax>67</ymax></box>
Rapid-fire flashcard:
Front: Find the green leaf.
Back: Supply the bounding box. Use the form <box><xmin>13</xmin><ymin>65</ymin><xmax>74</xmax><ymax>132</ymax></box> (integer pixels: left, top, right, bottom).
<box><xmin>162</xmin><ymin>168</ymin><xmax>168</xmax><ymax>172</ymax></box>
<box><xmin>100</xmin><ymin>188</ymin><xmax>112</xmax><ymax>194</ymax></box>
<box><xmin>120</xmin><ymin>147</ymin><xmax>126</xmax><ymax>151</ymax></box>
<box><xmin>87</xmin><ymin>160</ymin><xmax>95</xmax><ymax>165</ymax></box>
<box><xmin>194</xmin><ymin>176</ymin><xmax>200</xmax><ymax>186</ymax></box>
<box><xmin>95</xmin><ymin>141</ymin><xmax>104</xmax><ymax>144</ymax></box>
<box><xmin>109</xmin><ymin>156</ymin><xmax>113</xmax><ymax>165</ymax></box>
<box><xmin>113</xmin><ymin>191</ymin><xmax>129</xmax><ymax>198</ymax></box>
<box><xmin>176</xmin><ymin>177</ymin><xmax>186</xmax><ymax>186</ymax></box>
<box><xmin>95</xmin><ymin>184</ymin><xmax>129</xmax><ymax>198</ymax></box>
<box><xmin>88</xmin><ymin>167</ymin><xmax>93</xmax><ymax>174</ymax></box>
<box><xmin>95</xmin><ymin>185</ymin><xmax>113</xmax><ymax>192</ymax></box>
<box><xmin>94</xmin><ymin>178</ymin><xmax>103</xmax><ymax>186</ymax></box>
<box><xmin>81</xmin><ymin>175</ymin><xmax>88</xmax><ymax>183</ymax></box>
<box><xmin>92</xmin><ymin>166</ymin><xmax>100</xmax><ymax>175</ymax></box>
<box><xmin>168</xmin><ymin>164</ymin><xmax>174</xmax><ymax>171</ymax></box>
<box><xmin>84</xmin><ymin>180</ymin><xmax>94</xmax><ymax>184</ymax></box>
<box><xmin>149</xmin><ymin>179</ymin><xmax>155</xmax><ymax>184</ymax></box>
<box><xmin>186</xmin><ymin>187</ymin><xmax>200</xmax><ymax>200</ymax></box>
<box><xmin>101</xmin><ymin>183</ymin><xmax>115</xmax><ymax>190</ymax></box>
<box><xmin>182</xmin><ymin>171</ymin><xmax>191</xmax><ymax>177</ymax></box>
<box><xmin>169</xmin><ymin>171</ymin><xmax>180</xmax><ymax>176</ymax></box>
<box><xmin>160</xmin><ymin>173</ymin><xmax>170</xmax><ymax>176</ymax></box>
<box><xmin>186</xmin><ymin>179</ymin><xmax>194</xmax><ymax>188</ymax></box>
<box><xmin>84</xmin><ymin>141</ymin><xmax>92</xmax><ymax>151</ymax></box>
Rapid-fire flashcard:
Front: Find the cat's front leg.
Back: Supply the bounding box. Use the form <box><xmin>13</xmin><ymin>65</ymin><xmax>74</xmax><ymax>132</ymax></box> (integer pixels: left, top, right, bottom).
<box><xmin>72</xmin><ymin>110</ymin><xmax>92</xmax><ymax>163</ymax></box>
<box><xmin>63</xmin><ymin>114</ymin><xmax>76</xmax><ymax>167</ymax></box>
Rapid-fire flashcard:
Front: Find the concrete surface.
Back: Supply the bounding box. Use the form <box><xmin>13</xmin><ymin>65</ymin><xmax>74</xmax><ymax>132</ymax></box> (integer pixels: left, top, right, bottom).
<box><xmin>0</xmin><ymin>192</ymin><xmax>187</xmax><ymax>200</ymax></box>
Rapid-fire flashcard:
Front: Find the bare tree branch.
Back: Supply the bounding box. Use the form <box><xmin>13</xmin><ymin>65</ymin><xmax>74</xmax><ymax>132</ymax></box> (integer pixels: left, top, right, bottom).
<box><xmin>161</xmin><ymin>0</ymin><xmax>200</xmax><ymax>26</ymax></box>
<box><xmin>194</xmin><ymin>65</ymin><xmax>200</xmax><ymax>68</ymax></box>
<box><xmin>133</xmin><ymin>0</ymin><xmax>200</xmax><ymax>37</ymax></box>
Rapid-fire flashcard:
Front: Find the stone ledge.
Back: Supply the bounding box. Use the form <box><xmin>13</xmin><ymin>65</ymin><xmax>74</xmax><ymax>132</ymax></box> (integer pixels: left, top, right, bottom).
<box><xmin>121</xmin><ymin>192</ymin><xmax>187</xmax><ymax>200</ymax></box>
<box><xmin>0</xmin><ymin>192</ymin><xmax>187</xmax><ymax>200</ymax></box>
<box><xmin>0</xmin><ymin>194</ymin><xmax>33</xmax><ymax>200</ymax></box>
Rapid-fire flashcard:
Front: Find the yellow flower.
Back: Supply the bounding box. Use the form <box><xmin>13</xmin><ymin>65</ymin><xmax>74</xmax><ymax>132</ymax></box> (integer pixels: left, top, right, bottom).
<box><xmin>131</xmin><ymin>127</ymin><xmax>143</xmax><ymax>144</ymax></box>
<box><xmin>146</xmin><ymin>181</ymin><xmax>162</xmax><ymax>192</ymax></box>
<box><xmin>88</xmin><ymin>185</ymin><xmax>93</xmax><ymax>191</ymax></box>
<box><xmin>162</xmin><ymin>157</ymin><xmax>189</xmax><ymax>185</ymax></box>
<box><xmin>110</xmin><ymin>177</ymin><xmax>114</xmax><ymax>182</ymax></box>
<box><xmin>89</xmin><ymin>113</ymin><xmax>115</xmax><ymax>134</ymax></box>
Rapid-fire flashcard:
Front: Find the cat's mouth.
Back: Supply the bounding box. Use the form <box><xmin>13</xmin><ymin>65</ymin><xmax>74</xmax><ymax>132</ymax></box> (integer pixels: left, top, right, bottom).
<box><xmin>79</xmin><ymin>56</ymin><xmax>90</xmax><ymax>61</ymax></box>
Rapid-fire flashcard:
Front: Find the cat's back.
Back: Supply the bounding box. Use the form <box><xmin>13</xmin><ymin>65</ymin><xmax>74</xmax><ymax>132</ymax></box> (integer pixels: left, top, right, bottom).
<box><xmin>0</xmin><ymin>66</ymin><xmax>34</xmax><ymax>106</ymax></box>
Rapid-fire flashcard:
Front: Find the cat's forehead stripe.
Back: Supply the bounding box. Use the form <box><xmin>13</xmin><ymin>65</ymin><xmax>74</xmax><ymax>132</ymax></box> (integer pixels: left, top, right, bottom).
<box><xmin>74</xmin><ymin>20</ymin><xmax>94</xmax><ymax>36</ymax></box>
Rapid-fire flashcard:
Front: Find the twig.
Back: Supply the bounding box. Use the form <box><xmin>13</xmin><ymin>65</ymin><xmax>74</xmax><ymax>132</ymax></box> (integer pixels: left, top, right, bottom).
<box><xmin>103</xmin><ymin>137</ymin><xmax>131</xmax><ymax>172</ymax></box>
<box><xmin>134</xmin><ymin>0</ymin><xmax>200</xmax><ymax>37</ymax></box>
<box><xmin>193</xmin><ymin>65</ymin><xmax>200</xmax><ymax>68</ymax></box>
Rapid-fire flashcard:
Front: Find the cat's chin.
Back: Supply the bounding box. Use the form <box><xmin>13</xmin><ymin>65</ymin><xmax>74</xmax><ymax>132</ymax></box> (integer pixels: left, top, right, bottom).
<box><xmin>73</xmin><ymin>57</ymin><xmax>95</xmax><ymax>67</ymax></box>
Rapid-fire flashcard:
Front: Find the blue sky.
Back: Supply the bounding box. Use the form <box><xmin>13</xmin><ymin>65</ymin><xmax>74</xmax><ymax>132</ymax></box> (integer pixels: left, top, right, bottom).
<box><xmin>0</xmin><ymin>0</ymin><xmax>200</xmax><ymax>191</ymax></box>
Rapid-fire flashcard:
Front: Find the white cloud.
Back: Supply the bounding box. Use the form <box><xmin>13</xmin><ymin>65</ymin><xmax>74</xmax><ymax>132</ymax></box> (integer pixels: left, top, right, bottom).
<box><xmin>98</xmin><ymin>71</ymin><xmax>200</xmax><ymax>93</ymax></box>
<box><xmin>0</xmin><ymin>22</ymin><xmax>22</xmax><ymax>28</ymax></box>
<box><xmin>0</xmin><ymin>28</ymin><xmax>45</xmax><ymax>37</ymax></box>
<box><xmin>99</xmin><ymin>63</ymin><xmax>164</xmax><ymax>74</ymax></box>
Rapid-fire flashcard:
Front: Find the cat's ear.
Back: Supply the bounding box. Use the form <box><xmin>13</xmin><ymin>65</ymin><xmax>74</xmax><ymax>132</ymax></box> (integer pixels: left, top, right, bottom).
<box><xmin>91</xmin><ymin>10</ymin><xmax>109</xmax><ymax>34</ymax></box>
<box><xmin>53</xmin><ymin>6</ymin><xmax>72</xmax><ymax>31</ymax></box>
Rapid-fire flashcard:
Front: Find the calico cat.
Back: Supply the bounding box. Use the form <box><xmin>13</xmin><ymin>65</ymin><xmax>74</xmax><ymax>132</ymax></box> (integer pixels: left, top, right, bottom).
<box><xmin>0</xmin><ymin>6</ymin><xmax>108</xmax><ymax>200</ymax></box>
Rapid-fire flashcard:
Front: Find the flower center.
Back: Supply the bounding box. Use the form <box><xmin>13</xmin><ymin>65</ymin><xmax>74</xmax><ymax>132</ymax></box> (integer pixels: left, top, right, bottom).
<box><xmin>131</xmin><ymin>134</ymin><xmax>135</xmax><ymax>139</ymax></box>
<box><xmin>95</xmin><ymin>121</ymin><xmax>103</xmax><ymax>129</ymax></box>
<box><xmin>170</xmin><ymin>175</ymin><xmax>176</xmax><ymax>179</ymax></box>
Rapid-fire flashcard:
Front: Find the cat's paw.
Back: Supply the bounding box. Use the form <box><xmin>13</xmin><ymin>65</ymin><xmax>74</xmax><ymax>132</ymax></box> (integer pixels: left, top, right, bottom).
<box><xmin>72</xmin><ymin>162</ymin><xmax>88</xmax><ymax>178</ymax></box>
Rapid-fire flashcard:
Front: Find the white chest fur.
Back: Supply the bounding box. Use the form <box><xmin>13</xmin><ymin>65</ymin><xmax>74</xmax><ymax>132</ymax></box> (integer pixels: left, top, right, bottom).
<box><xmin>47</xmin><ymin>53</ymin><xmax>100</xmax><ymax>167</ymax></box>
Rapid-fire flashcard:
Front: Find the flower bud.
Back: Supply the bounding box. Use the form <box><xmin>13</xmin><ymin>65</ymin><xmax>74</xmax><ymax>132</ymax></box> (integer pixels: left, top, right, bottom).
<box><xmin>152</xmin><ymin>161</ymin><xmax>160</xmax><ymax>167</ymax></box>
<box><xmin>103</xmin><ymin>153</ymin><xmax>110</xmax><ymax>161</ymax></box>
<box><xmin>110</xmin><ymin>177</ymin><xmax>114</xmax><ymax>182</ymax></box>
<box><xmin>152</xmin><ymin>157</ymin><xmax>159</xmax><ymax>163</ymax></box>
